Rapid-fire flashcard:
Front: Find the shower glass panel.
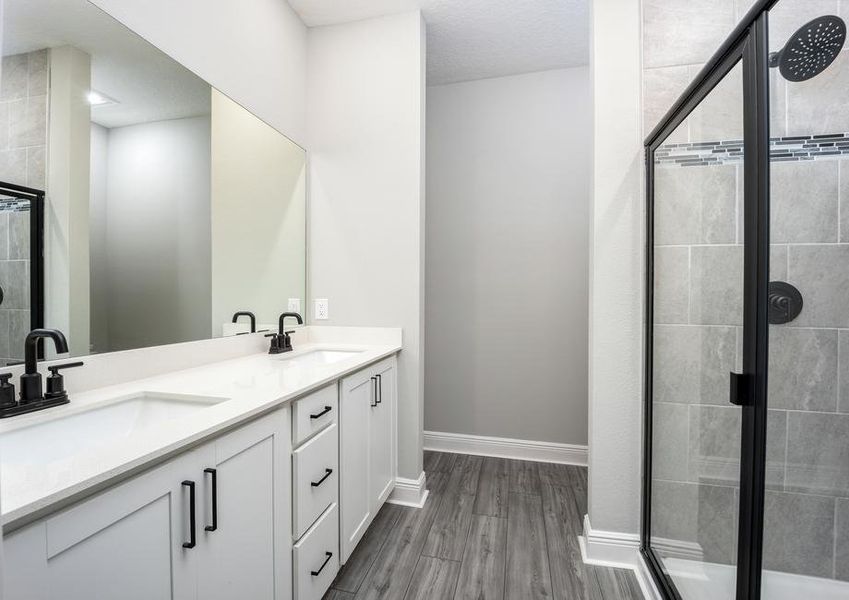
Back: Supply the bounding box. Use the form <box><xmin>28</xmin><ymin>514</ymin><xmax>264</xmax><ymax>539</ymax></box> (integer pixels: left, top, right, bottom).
<box><xmin>762</xmin><ymin>2</ymin><xmax>849</xmax><ymax>597</ymax></box>
<box><xmin>0</xmin><ymin>187</ymin><xmax>39</xmax><ymax>366</ymax></box>
<box><xmin>649</xmin><ymin>60</ymin><xmax>745</xmax><ymax>600</ymax></box>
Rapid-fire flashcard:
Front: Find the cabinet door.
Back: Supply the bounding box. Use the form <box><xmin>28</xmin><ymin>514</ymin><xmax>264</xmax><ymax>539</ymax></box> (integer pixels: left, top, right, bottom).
<box><xmin>197</xmin><ymin>408</ymin><xmax>291</xmax><ymax>600</ymax></box>
<box><xmin>4</xmin><ymin>447</ymin><xmax>209</xmax><ymax>600</ymax></box>
<box><xmin>369</xmin><ymin>361</ymin><xmax>395</xmax><ymax>510</ymax></box>
<box><xmin>339</xmin><ymin>370</ymin><xmax>373</xmax><ymax>563</ymax></box>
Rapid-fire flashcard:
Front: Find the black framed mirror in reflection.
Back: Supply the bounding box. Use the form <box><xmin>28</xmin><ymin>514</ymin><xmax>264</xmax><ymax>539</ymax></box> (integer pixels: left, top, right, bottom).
<box><xmin>0</xmin><ymin>0</ymin><xmax>306</xmax><ymax>364</ymax></box>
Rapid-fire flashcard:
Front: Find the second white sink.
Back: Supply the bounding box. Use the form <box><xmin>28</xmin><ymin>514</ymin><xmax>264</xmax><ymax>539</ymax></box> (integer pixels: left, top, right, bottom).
<box><xmin>0</xmin><ymin>392</ymin><xmax>225</xmax><ymax>467</ymax></box>
<box><xmin>275</xmin><ymin>349</ymin><xmax>363</xmax><ymax>368</ymax></box>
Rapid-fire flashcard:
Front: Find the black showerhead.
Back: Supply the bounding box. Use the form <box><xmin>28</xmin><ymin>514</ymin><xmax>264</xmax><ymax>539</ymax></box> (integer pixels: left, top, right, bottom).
<box><xmin>769</xmin><ymin>15</ymin><xmax>846</xmax><ymax>82</ymax></box>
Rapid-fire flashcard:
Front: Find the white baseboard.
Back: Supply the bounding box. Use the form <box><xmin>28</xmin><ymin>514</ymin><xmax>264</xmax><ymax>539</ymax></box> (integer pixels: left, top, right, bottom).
<box><xmin>423</xmin><ymin>430</ymin><xmax>588</xmax><ymax>465</ymax></box>
<box><xmin>387</xmin><ymin>472</ymin><xmax>429</xmax><ymax>508</ymax></box>
<box><xmin>580</xmin><ymin>515</ymin><xmax>662</xmax><ymax>600</ymax></box>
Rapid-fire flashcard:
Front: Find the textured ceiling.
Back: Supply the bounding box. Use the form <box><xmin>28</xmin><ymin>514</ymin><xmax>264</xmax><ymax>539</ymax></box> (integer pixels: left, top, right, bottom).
<box><xmin>288</xmin><ymin>0</ymin><xmax>589</xmax><ymax>85</ymax></box>
<box><xmin>4</xmin><ymin>0</ymin><xmax>210</xmax><ymax>128</ymax></box>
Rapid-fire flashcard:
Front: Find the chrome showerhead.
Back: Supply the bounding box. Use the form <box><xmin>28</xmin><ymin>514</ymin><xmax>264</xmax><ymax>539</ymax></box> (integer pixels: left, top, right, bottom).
<box><xmin>769</xmin><ymin>15</ymin><xmax>846</xmax><ymax>82</ymax></box>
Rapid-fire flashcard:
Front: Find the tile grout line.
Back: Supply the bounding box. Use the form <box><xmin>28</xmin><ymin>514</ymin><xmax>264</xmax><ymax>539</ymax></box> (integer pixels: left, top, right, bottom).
<box><xmin>833</xmin><ymin>497</ymin><xmax>839</xmax><ymax>580</ymax></box>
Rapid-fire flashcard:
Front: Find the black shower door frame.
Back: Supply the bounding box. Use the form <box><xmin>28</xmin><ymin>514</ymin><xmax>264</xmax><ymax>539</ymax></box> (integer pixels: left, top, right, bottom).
<box><xmin>642</xmin><ymin>2</ymin><xmax>777</xmax><ymax>600</ymax></box>
<box><xmin>0</xmin><ymin>181</ymin><xmax>46</xmax><ymax>337</ymax></box>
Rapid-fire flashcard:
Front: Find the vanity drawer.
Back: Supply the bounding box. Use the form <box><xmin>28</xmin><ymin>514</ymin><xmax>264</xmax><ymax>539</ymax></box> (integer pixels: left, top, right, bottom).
<box><xmin>293</xmin><ymin>384</ymin><xmax>338</xmax><ymax>445</ymax></box>
<box><xmin>293</xmin><ymin>503</ymin><xmax>339</xmax><ymax>600</ymax></box>
<box><xmin>293</xmin><ymin>422</ymin><xmax>339</xmax><ymax>538</ymax></box>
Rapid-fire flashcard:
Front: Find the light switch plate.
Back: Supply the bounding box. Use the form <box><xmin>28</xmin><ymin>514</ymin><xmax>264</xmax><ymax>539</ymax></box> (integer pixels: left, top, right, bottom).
<box><xmin>314</xmin><ymin>298</ymin><xmax>329</xmax><ymax>320</ymax></box>
<box><xmin>288</xmin><ymin>298</ymin><xmax>301</xmax><ymax>313</ymax></box>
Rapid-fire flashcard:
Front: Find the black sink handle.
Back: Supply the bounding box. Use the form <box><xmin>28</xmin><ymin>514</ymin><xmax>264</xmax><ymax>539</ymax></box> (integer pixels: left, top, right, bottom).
<box><xmin>47</xmin><ymin>361</ymin><xmax>84</xmax><ymax>375</ymax></box>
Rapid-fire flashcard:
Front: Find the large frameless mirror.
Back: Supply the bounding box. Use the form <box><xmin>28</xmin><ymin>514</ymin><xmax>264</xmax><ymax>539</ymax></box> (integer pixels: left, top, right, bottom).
<box><xmin>0</xmin><ymin>0</ymin><xmax>306</xmax><ymax>362</ymax></box>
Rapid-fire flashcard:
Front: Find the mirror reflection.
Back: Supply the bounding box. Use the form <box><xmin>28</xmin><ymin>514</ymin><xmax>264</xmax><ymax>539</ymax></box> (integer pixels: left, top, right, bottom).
<box><xmin>0</xmin><ymin>0</ymin><xmax>306</xmax><ymax>362</ymax></box>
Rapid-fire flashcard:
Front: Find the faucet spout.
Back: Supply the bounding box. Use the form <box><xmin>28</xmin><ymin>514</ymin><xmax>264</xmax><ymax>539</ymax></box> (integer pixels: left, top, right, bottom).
<box><xmin>278</xmin><ymin>312</ymin><xmax>303</xmax><ymax>333</ymax></box>
<box><xmin>24</xmin><ymin>329</ymin><xmax>68</xmax><ymax>375</ymax></box>
<box><xmin>232</xmin><ymin>311</ymin><xmax>257</xmax><ymax>333</ymax></box>
<box><xmin>19</xmin><ymin>329</ymin><xmax>69</xmax><ymax>406</ymax></box>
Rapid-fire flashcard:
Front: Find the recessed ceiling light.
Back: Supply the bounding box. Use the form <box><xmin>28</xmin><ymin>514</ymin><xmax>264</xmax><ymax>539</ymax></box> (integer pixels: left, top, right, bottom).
<box><xmin>87</xmin><ymin>90</ymin><xmax>118</xmax><ymax>106</ymax></box>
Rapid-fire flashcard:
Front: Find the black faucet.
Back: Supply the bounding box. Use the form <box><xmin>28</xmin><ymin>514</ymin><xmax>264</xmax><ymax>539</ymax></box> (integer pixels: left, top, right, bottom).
<box><xmin>266</xmin><ymin>312</ymin><xmax>303</xmax><ymax>354</ymax></box>
<box><xmin>232</xmin><ymin>311</ymin><xmax>257</xmax><ymax>334</ymax></box>
<box><xmin>0</xmin><ymin>328</ymin><xmax>84</xmax><ymax>418</ymax></box>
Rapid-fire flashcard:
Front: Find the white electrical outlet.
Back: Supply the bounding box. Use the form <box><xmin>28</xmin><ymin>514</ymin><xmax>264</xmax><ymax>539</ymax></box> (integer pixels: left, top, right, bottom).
<box><xmin>314</xmin><ymin>298</ymin><xmax>329</xmax><ymax>320</ymax></box>
<box><xmin>288</xmin><ymin>298</ymin><xmax>301</xmax><ymax>313</ymax></box>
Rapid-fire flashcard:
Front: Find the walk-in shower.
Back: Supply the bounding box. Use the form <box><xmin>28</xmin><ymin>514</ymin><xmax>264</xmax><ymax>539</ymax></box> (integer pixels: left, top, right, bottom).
<box><xmin>643</xmin><ymin>1</ymin><xmax>849</xmax><ymax>599</ymax></box>
<box><xmin>0</xmin><ymin>182</ymin><xmax>45</xmax><ymax>366</ymax></box>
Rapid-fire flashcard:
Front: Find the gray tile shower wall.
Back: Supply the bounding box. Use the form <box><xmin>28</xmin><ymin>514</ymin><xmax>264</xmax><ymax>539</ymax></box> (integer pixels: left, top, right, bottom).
<box><xmin>645</xmin><ymin>0</ymin><xmax>849</xmax><ymax>583</ymax></box>
<box><xmin>0</xmin><ymin>49</ymin><xmax>46</xmax><ymax>364</ymax></box>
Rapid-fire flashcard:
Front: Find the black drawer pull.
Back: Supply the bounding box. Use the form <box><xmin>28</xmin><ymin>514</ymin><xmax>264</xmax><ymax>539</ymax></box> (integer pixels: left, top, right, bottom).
<box><xmin>311</xmin><ymin>468</ymin><xmax>333</xmax><ymax>487</ymax></box>
<box><xmin>311</xmin><ymin>551</ymin><xmax>333</xmax><ymax>576</ymax></box>
<box><xmin>182</xmin><ymin>480</ymin><xmax>196</xmax><ymax>548</ymax></box>
<box><xmin>204</xmin><ymin>468</ymin><xmax>218</xmax><ymax>532</ymax></box>
<box><xmin>310</xmin><ymin>405</ymin><xmax>332</xmax><ymax>420</ymax></box>
<box><xmin>376</xmin><ymin>373</ymin><xmax>382</xmax><ymax>404</ymax></box>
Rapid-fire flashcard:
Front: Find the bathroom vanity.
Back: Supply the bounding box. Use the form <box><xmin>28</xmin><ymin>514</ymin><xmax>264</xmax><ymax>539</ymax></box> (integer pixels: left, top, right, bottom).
<box><xmin>0</xmin><ymin>327</ymin><xmax>401</xmax><ymax>600</ymax></box>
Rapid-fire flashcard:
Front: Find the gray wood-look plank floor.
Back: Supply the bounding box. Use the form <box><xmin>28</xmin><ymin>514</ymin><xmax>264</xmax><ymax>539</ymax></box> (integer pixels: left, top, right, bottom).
<box><xmin>326</xmin><ymin>452</ymin><xmax>643</xmax><ymax>600</ymax></box>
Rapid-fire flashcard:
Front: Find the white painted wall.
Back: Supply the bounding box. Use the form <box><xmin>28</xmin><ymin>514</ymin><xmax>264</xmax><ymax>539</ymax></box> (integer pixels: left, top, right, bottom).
<box><xmin>89</xmin><ymin>123</ymin><xmax>109</xmax><ymax>353</ymax></box>
<box><xmin>46</xmin><ymin>45</ymin><xmax>91</xmax><ymax>357</ymax></box>
<box><xmin>210</xmin><ymin>89</ymin><xmax>306</xmax><ymax>335</ymax></box>
<box><xmin>89</xmin><ymin>0</ymin><xmax>307</xmax><ymax>146</ymax></box>
<box><xmin>586</xmin><ymin>0</ymin><xmax>644</xmax><ymax>537</ymax></box>
<box><xmin>306</xmin><ymin>11</ymin><xmax>426</xmax><ymax>481</ymax></box>
<box><xmin>98</xmin><ymin>116</ymin><xmax>211</xmax><ymax>351</ymax></box>
<box><xmin>425</xmin><ymin>67</ymin><xmax>591</xmax><ymax>446</ymax></box>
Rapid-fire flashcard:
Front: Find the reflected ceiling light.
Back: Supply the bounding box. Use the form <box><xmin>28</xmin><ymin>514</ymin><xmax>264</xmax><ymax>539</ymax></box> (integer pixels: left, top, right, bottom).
<box><xmin>87</xmin><ymin>90</ymin><xmax>118</xmax><ymax>106</ymax></box>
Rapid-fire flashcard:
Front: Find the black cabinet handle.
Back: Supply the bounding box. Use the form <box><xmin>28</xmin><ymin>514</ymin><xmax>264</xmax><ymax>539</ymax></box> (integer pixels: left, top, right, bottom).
<box><xmin>310</xmin><ymin>405</ymin><xmax>332</xmax><ymax>420</ymax></box>
<box><xmin>376</xmin><ymin>373</ymin><xmax>382</xmax><ymax>404</ymax></box>
<box><xmin>370</xmin><ymin>376</ymin><xmax>378</xmax><ymax>407</ymax></box>
<box><xmin>204</xmin><ymin>468</ymin><xmax>218</xmax><ymax>532</ymax></box>
<box><xmin>182</xmin><ymin>480</ymin><xmax>196</xmax><ymax>548</ymax></box>
<box><xmin>311</xmin><ymin>551</ymin><xmax>333</xmax><ymax>576</ymax></box>
<box><xmin>311</xmin><ymin>468</ymin><xmax>333</xmax><ymax>487</ymax></box>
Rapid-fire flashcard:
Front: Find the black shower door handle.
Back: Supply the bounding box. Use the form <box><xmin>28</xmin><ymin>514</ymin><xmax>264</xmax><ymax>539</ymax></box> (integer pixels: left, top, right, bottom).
<box><xmin>182</xmin><ymin>480</ymin><xmax>196</xmax><ymax>548</ymax></box>
<box><xmin>729</xmin><ymin>372</ymin><xmax>753</xmax><ymax>406</ymax></box>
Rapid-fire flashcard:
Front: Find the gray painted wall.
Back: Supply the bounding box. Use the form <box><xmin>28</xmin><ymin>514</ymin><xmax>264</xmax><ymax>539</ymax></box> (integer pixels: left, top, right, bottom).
<box><xmin>94</xmin><ymin>116</ymin><xmax>211</xmax><ymax>352</ymax></box>
<box><xmin>425</xmin><ymin>67</ymin><xmax>590</xmax><ymax>446</ymax></box>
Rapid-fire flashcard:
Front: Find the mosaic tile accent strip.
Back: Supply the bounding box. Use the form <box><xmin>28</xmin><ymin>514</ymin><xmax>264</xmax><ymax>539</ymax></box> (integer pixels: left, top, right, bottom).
<box><xmin>0</xmin><ymin>197</ymin><xmax>31</xmax><ymax>213</ymax></box>
<box><xmin>655</xmin><ymin>133</ymin><xmax>849</xmax><ymax>167</ymax></box>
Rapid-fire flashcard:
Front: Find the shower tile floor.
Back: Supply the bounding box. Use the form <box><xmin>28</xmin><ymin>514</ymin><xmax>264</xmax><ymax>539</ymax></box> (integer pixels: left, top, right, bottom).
<box><xmin>324</xmin><ymin>451</ymin><xmax>643</xmax><ymax>600</ymax></box>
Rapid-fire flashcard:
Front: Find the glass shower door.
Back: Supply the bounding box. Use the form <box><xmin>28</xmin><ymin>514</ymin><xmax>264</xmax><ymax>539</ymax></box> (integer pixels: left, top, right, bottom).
<box><xmin>647</xmin><ymin>59</ymin><xmax>746</xmax><ymax>600</ymax></box>
<box><xmin>760</xmin><ymin>2</ymin><xmax>849</xmax><ymax>598</ymax></box>
<box><xmin>0</xmin><ymin>184</ymin><xmax>42</xmax><ymax>366</ymax></box>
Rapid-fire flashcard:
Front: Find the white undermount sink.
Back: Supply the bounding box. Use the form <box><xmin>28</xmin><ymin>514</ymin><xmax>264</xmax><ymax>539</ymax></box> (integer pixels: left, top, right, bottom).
<box><xmin>275</xmin><ymin>349</ymin><xmax>363</xmax><ymax>368</ymax></box>
<box><xmin>0</xmin><ymin>392</ymin><xmax>225</xmax><ymax>467</ymax></box>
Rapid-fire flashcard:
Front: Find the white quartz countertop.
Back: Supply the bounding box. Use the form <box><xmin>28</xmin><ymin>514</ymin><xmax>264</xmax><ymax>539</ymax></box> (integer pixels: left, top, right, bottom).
<box><xmin>0</xmin><ymin>338</ymin><xmax>400</xmax><ymax>530</ymax></box>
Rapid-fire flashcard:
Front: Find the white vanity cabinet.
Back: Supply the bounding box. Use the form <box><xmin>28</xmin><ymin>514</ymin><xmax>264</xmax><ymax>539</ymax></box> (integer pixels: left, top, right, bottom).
<box><xmin>1</xmin><ymin>352</ymin><xmax>400</xmax><ymax>600</ymax></box>
<box><xmin>290</xmin><ymin>383</ymin><xmax>339</xmax><ymax>600</ymax></box>
<box><xmin>3</xmin><ymin>408</ymin><xmax>292</xmax><ymax>600</ymax></box>
<box><xmin>339</xmin><ymin>356</ymin><xmax>397</xmax><ymax>562</ymax></box>
<box><xmin>196</xmin><ymin>410</ymin><xmax>291</xmax><ymax>600</ymax></box>
<box><xmin>4</xmin><ymin>446</ymin><xmax>206</xmax><ymax>600</ymax></box>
